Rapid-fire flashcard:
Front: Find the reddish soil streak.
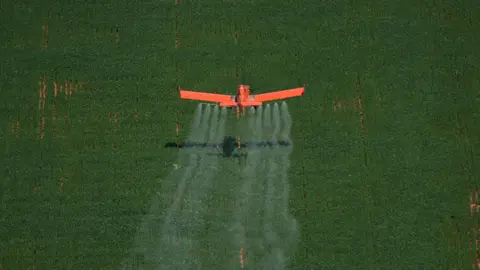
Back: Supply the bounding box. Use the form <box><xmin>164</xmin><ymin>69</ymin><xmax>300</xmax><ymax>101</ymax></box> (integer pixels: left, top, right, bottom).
<box><xmin>114</xmin><ymin>109</ymin><xmax>118</xmax><ymax>151</ymax></box>
<box><xmin>41</xmin><ymin>116</ymin><xmax>45</xmax><ymax>140</ymax></box>
<box><xmin>471</xmin><ymin>187</ymin><xmax>479</xmax><ymax>216</ymax></box>
<box><xmin>41</xmin><ymin>23</ymin><xmax>48</xmax><ymax>49</ymax></box>
<box><xmin>42</xmin><ymin>74</ymin><xmax>47</xmax><ymax>110</ymax></box>
<box><xmin>239</xmin><ymin>248</ymin><xmax>245</xmax><ymax>270</ymax></box>
<box><xmin>175</xmin><ymin>32</ymin><xmax>179</xmax><ymax>48</ymax></box>
<box><xmin>357</xmin><ymin>76</ymin><xmax>365</xmax><ymax>137</ymax></box>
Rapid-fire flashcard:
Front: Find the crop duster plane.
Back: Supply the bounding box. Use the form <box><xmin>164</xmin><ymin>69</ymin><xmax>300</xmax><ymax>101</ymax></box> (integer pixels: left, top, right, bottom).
<box><xmin>173</xmin><ymin>84</ymin><xmax>303</xmax><ymax>157</ymax></box>
<box><xmin>178</xmin><ymin>84</ymin><xmax>305</xmax><ymax>118</ymax></box>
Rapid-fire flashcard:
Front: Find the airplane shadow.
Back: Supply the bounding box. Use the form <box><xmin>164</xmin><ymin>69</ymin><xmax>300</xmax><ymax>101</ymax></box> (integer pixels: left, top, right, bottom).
<box><xmin>164</xmin><ymin>136</ymin><xmax>291</xmax><ymax>158</ymax></box>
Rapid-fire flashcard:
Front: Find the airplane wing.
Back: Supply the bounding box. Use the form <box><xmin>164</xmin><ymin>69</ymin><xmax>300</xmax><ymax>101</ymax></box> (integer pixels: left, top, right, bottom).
<box><xmin>253</xmin><ymin>87</ymin><xmax>305</xmax><ymax>102</ymax></box>
<box><xmin>179</xmin><ymin>88</ymin><xmax>233</xmax><ymax>103</ymax></box>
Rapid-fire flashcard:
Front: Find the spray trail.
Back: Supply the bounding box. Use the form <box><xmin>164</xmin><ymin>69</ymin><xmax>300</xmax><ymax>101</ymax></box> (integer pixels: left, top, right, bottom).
<box><xmin>152</xmin><ymin>105</ymin><xmax>214</xmax><ymax>268</ymax></box>
<box><xmin>227</xmin><ymin>102</ymin><xmax>299</xmax><ymax>269</ymax></box>
<box><xmin>120</xmin><ymin>104</ymin><xmax>204</xmax><ymax>269</ymax></box>
<box><xmin>255</xmin><ymin>105</ymin><xmax>263</xmax><ymax>140</ymax></box>
<box><xmin>187</xmin><ymin>104</ymin><xmax>204</xmax><ymax>142</ymax></box>
<box><xmin>271</xmin><ymin>103</ymin><xmax>281</xmax><ymax>141</ymax></box>
<box><xmin>121</xmin><ymin>105</ymin><xmax>227</xmax><ymax>269</ymax></box>
<box><xmin>227</xmin><ymin>106</ymin><xmax>266</xmax><ymax>269</ymax></box>
<box><xmin>259</xmin><ymin>102</ymin><xmax>298</xmax><ymax>269</ymax></box>
<box><xmin>263</xmin><ymin>104</ymin><xmax>272</xmax><ymax>141</ymax></box>
<box><xmin>280</xmin><ymin>102</ymin><xmax>292</xmax><ymax>143</ymax></box>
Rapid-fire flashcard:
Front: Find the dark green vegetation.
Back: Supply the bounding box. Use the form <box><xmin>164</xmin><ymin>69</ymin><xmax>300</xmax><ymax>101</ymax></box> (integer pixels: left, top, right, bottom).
<box><xmin>1</xmin><ymin>0</ymin><xmax>480</xmax><ymax>269</ymax></box>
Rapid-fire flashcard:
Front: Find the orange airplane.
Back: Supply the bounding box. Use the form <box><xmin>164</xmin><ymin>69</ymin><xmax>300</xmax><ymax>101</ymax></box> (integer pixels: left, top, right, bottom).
<box><xmin>179</xmin><ymin>84</ymin><xmax>305</xmax><ymax>117</ymax></box>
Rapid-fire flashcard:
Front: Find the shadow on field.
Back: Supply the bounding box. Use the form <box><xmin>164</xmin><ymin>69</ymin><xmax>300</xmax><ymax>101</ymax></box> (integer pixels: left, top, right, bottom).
<box><xmin>164</xmin><ymin>136</ymin><xmax>292</xmax><ymax>158</ymax></box>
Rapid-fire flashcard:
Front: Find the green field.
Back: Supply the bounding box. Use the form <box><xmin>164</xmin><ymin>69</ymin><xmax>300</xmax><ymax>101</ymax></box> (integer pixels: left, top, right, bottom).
<box><xmin>1</xmin><ymin>1</ymin><xmax>480</xmax><ymax>269</ymax></box>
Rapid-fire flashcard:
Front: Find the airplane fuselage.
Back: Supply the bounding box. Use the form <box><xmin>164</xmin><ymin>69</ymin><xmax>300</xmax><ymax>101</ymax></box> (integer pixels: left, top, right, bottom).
<box><xmin>233</xmin><ymin>84</ymin><xmax>251</xmax><ymax>112</ymax></box>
